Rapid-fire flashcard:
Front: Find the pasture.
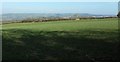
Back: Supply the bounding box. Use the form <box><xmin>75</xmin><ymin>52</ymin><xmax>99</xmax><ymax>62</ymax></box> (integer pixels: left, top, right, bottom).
<box><xmin>2</xmin><ymin>18</ymin><xmax>119</xmax><ymax>61</ymax></box>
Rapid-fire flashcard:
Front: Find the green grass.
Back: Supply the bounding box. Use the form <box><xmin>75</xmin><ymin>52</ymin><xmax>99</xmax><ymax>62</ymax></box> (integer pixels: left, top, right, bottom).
<box><xmin>3</xmin><ymin>18</ymin><xmax>118</xmax><ymax>31</ymax></box>
<box><xmin>2</xmin><ymin>18</ymin><xmax>119</xmax><ymax>61</ymax></box>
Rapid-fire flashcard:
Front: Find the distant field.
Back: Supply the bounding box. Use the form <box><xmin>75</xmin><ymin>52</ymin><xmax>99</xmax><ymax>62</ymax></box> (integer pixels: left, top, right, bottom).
<box><xmin>2</xmin><ymin>18</ymin><xmax>119</xmax><ymax>61</ymax></box>
<box><xmin>2</xmin><ymin>18</ymin><xmax>118</xmax><ymax>31</ymax></box>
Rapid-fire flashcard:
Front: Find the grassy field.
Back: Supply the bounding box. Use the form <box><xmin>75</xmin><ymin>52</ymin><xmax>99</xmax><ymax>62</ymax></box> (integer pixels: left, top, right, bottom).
<box><xmin>2</xmin><ymin>18</ymin><xmax>119</xmax><ymax>61</ymax></box>
<box><xmin>2</xmin><ymin>18</ymin><xmax>118</xmax><ymax>31</ymax></box>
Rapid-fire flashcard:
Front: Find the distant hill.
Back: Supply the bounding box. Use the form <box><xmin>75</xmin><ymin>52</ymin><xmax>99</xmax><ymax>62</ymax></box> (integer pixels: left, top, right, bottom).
<box><xmin>1</xmin><ymin>13</ymin><xmax>116</xmax><ymax>22</ymax></box>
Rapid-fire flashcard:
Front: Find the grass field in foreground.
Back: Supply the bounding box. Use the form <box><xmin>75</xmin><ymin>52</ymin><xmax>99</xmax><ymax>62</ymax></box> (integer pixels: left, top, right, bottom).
<box><xmin>2</xmin><ymin>18</ymin><xmax>119</xmax><ymax>60</ymax></box>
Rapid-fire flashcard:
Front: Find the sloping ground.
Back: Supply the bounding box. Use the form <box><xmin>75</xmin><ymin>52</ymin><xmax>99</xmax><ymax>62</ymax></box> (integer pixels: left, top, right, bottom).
<box><xmin>2</xmin><ymin>18</ymin><xmax>120</xmax><ymax>61</ymax></box>
<box><xmin>2</xmin><ymin>18</ymin><xmax>118</xmax><ymax>30</ymax></box>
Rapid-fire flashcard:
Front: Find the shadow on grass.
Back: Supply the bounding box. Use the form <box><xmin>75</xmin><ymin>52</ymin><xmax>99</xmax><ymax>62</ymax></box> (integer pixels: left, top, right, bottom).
<box><xmin>2</xmin><ymin>29</ymin><xmax>119</xmax><ymax>61</ymax></box>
